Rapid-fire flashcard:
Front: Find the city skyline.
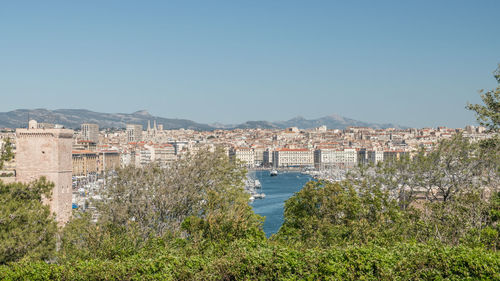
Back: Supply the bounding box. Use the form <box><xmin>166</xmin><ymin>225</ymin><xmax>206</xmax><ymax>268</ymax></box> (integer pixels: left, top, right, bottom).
<box><xmin>1</xmin><ymin>1</ymin><xmax>499</xmax><ymax>128</ymax></box>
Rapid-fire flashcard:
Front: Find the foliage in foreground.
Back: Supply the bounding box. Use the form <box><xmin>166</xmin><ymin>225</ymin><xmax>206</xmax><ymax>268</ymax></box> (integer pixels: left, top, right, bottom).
<box><xmin>0</xmin><ymin>178</ymin><xmax>57</xmax><ymax>264</ymax></box>
<box><xmin>1</xmin><ymin>138</ymin><xmax>499</xmax><ymax>279</ymax></box>
<box><xmin>274</xmin><ymin>180</ymin><xmax>500</xmax><ymax>250</ymax></box>
<box><xmin>59</xmin><ymin>148</ymin><xmax>265</xmax><ymax>262</ymax></box>
<box><xmin>1</xmin><ymin>239</ymin><xmax>499</xmax><ymax>281</ymax></box>
<box><xmin>275</xmin><ymin>180</ymin><xmax>411</xmax><ymax>247</ymax></box>
<box><xmin>1</xmin><ymin>141</ymin><xmax>499</xmax><ymax>279</ymax></box>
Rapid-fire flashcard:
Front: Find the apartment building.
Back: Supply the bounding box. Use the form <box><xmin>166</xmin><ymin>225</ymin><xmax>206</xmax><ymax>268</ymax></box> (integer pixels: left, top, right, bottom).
<box><xmin>73</xmin><ymin>140</ymin><xmax>97</xmax><ymax>151</ymax></box>
<box><xmin>252</xmin><ymin>146</ymin><xmax>266</xmax><ymax>167</ymax></box>
<box><xmin>263</xmin><ymin>149</ymin><xmax>274</xmax><ymax>167</ymax></box>
<box><xmin>72</xmin><ymin>149</ymin><xmax>120</xmax><ymax>176</ymax></box>
<box><xmin>273</xmin><ymin>148</ymin><xmax>313</xmax><ymax>168</ymax></box>
<box><xmin>314</xmin><ymin>148</ymin><xmax>357</xmax><ymax>169</ymax></box>
<box><xmin>229</xmin><ymin>147</ymin><xmax>255</xmax><ymax>167</ymax></box>
<box><xmin>72</xmin><ymin>150</ymin><xmax>98</xmax><ymax>176</ymax></box>
<box><xmin>81</xmin><ymin>123</ymin><xmax>99</xmax><ymax>143</ymax></box>
<box><xmin>98</xmin><ymin>150</ymin><xmax>120</xmax><ymax>173</ymax></box>
<box><xmin>151</xmin><ymin>143</ymin><xmax>176</xmax><ymax>166</ymax></box>
<box><xmin>357</xmin><ymin>148</ymin><xmax>381</xmax><ymax>165</ymax></box>
<box><xmin>126</xmin><ymin>124</ymin><xmax>143</xmax><ymax>142</ymax></box>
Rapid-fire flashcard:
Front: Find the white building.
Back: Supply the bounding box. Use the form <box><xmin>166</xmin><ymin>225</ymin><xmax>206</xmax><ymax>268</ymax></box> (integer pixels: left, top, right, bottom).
<box><xmin>314</xmin><ymin>148</ymin><xmax>357</xmax><ymax>169</ymax></box>
<box><xmin>139</xmin><ymin>148</ymin><xmax>152</xmax><ymax>166</ymax></box>
<box><xmin>120</xmin><ymin>151</ymin><xmax>132</xmax><ymax>167</ymax></box>
<box><xmin>315</xmin><ymin>125</ymin><xmax>327</xmax><ymax>132</ymax></box>
<box><xmin>229</xmin><ymin>147</ymin><xmax>255</xmax><ymax>167</ymax></box>
<box><xmin>273</xmin><ymin>148</ymin><xmax>313</xmax><ymax>168</ymax></box>
<box><xmin>151</xmin><ymin>143</ymin><xmax>176</xmax><ymax>166</ymax></box>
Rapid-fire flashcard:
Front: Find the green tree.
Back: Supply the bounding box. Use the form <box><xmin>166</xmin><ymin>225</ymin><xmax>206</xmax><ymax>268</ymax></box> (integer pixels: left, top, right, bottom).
<box><xmin>275</xmin><ymin>180</ymin><xmax>408</xmax><ymax>247</ymax></box>
<box><xmin>61</xmin><ymin>148</ymin><xmax>264</xmax><ymax>260</ymax></box>
<box><xmin>419</xmin><ymin>189</ymin><xmax>491</xmax><ymax>246</ymax></box>
<box><xmin>465</xmin><ymin>64</ymin><xmax>500</xmax><ymax>193</ymax></box>
<box><xmin>0</xmin><ymin>178</ymin><xmax>57</xmax><ymax>264</ymax></box>
<box><xmin>59</xmin><ymin>212</ymin><xmax>142</xmax><ymax>260</ymax></box>
<box><xmin>0</xmin><ymin>137</ymin><xmax>14</xmax><ymax>171</ymax></box>
<box><xmin>466</xmin><ymin>64</ymin><xmax>500</xmax><ymax>131</ymax></box>
<box><xmin>475</xmin><ymin>135</ymin><xmax>500</xmax><ymax>194</ymax></box>
<box><xmin>346</xmin><ymin>134</ymin><xmax>497</xmax><ymax>246</ymax></box>
<box><xmin>356</xmin><ymin>152</ymin><xmax>425</xmax><ymax>210</ymax></box>
<box><xmin>102</xmin><ymin>148</ymin><xmax>262</xmax><ymax>239</ymax></box>
<box><xmin>478</xmin><ymin>191</ymin><xmax>500</xmax><ymax>250</ymax></box>
<box><xmin>378</xmin><ymin>134</ymin><xmax>481</xmax><ymax>202</ymax></box>
<box><xmin>419</xmin><ymin>134</ymin><xmax>482</xmax><ymax>202</ymax></box>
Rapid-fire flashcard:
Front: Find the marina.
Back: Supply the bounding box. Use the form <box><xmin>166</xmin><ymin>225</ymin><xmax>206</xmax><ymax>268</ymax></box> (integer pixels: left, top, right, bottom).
<box><xmin>249</xmin><ymin>170</ymin><xmax>313</xmax><ymax>237</ymax></box>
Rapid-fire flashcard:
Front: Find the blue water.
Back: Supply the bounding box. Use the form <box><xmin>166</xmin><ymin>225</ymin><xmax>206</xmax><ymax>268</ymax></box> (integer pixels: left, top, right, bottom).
<box><xmin>250</xmin><ymin>170</ymin><xmax>313</xmax><ymax>237</ymax></box>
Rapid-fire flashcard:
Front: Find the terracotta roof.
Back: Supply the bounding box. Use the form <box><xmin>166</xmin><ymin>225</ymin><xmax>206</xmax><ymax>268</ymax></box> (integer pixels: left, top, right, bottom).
<box><xmin>99</xmin><ymin>150</ymin><xmax>119</xmax><ymax>153</ymax></box>
<box><xmin>276</xmin><ymin>148</ymin><xmax>310</xmax><ymax>152</ymax></box>
<box><xmin>72</xmin><ymin>150</ymin><xmax>96</xmax><ymax>154</ymax></box>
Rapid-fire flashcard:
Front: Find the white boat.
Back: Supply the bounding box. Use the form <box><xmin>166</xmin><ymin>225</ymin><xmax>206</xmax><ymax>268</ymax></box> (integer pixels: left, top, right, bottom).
<box><xmin>270</xmin><ymin>170</ymin><xmax>278</xmax><ymax>176</ymax></box>
<box><xmin>253</xmin><ymin>193</ymin><xmax>266</xmax><ymax>199</ymax></box>
<box><xmin>254</xmin><ymin>179</ymin><xmax>262</xmax><ymax>188</ymax></box>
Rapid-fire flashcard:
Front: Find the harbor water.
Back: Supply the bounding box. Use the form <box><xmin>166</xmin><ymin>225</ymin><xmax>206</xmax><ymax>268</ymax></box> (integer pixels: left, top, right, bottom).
<box><xmin>249</xmin><ymin>170</ymin><xmax>313</xmax><ymax>237</ymax></box>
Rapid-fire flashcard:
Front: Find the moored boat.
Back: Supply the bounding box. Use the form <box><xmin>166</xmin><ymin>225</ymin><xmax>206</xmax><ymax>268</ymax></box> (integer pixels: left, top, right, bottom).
<box><xmin>253</xmin><ymin>193</ymin><xmax>266</xmax><ymax>199</ymax></box>
<box><xmin>254</xmin><ymin>179</ymin><xmax>262</xmax><ymax>188</ymax></box>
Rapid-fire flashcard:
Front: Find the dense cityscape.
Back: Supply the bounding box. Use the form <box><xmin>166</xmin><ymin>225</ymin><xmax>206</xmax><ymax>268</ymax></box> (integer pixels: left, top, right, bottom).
<box><xmin>1</xmin><ymin>121</ymin><xmax>492</xmax><ymax>176</ymax></box>
<box><xmin>0</xmin><ymin>120</ymin><xmax>494</xmax><ymax>222</ymax></box>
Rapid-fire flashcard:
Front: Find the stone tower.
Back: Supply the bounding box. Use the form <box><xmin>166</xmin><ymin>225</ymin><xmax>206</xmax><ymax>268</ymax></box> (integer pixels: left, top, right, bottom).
<box><xmin>16</xmin><ymin>120</ymin><xmax>74</xmax><ymax>224</ymax></box>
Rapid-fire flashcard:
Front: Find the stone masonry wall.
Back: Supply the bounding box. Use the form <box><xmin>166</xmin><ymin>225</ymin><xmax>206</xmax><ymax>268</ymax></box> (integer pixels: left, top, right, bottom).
<box><xmin>15</xmin><ymin>128</ymin><xmax>74</xmax><ymax>224</ymax></box>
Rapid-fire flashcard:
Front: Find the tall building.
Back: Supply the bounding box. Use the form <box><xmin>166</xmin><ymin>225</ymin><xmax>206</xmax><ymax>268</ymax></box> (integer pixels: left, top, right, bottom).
<box><xmin>16</xmin><ymin>120</ymin><xmax>74</xmax><ymax>224</ymax></box>
<box><xmin>126</xmin><ymin>124</ymin><xmax>142</xmax><ymax>142</ymax></box>
<box><xmin>81</xmin><ymin>123</ymin><xmax>99</xmax><ymax>143</ymax></box>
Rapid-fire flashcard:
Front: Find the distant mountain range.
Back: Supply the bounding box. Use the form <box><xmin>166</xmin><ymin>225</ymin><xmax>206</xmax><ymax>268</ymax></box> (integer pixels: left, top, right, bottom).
<box><xmin>0</xmin><ymin>109</ymin><xmax>405</xmax><ymax>130</ymax></box>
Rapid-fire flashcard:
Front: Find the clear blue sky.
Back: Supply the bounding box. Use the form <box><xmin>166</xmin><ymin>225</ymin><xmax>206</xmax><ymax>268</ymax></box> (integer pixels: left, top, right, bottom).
<box><xmin>1</xmin><ymin>0</ymin><xmax>498</xmax><ymax>128</ymax></box>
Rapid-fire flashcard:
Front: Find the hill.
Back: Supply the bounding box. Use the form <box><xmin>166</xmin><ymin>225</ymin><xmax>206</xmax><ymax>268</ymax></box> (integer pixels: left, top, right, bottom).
<box><xmin>0</xmin><ymin>109</ymin><xmax>213</xmax><ymax>130</ymax></box>
<box><xmin>0</xmin><ymin>109</ymin><xmax>405</xmax><ymax>130</ymax></box>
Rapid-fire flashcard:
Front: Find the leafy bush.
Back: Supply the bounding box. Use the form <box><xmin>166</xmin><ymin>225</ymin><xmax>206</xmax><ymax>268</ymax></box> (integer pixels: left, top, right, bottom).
<box><xmin>1</xmin><ymin>241</ymin><xmax>498</xmax><ymax>280</ymax></box>
<box><xmin>274</xmin><ymin>180</ymin><xmax>410</xmax><ymax>247</ymax></box>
